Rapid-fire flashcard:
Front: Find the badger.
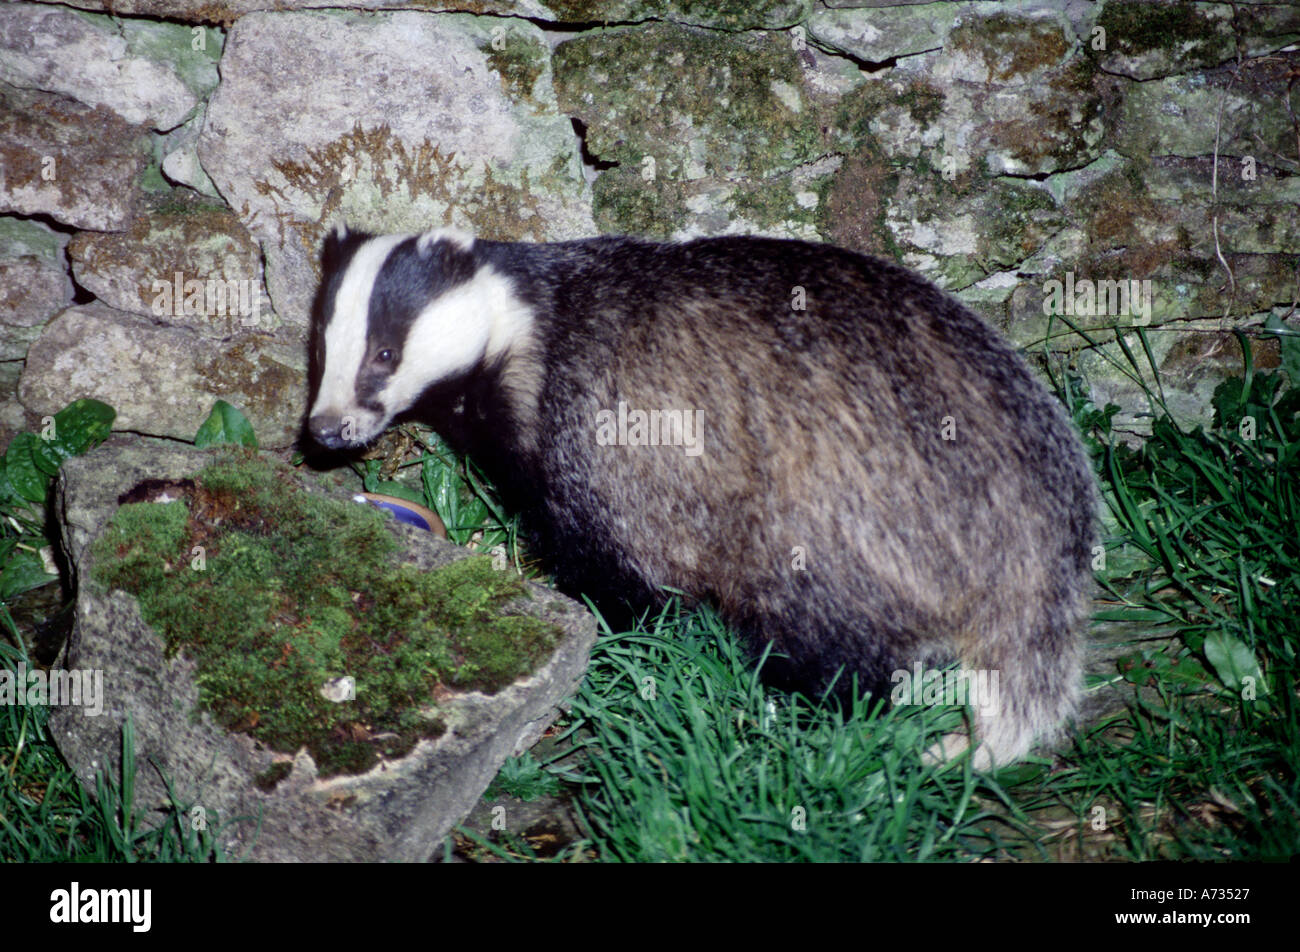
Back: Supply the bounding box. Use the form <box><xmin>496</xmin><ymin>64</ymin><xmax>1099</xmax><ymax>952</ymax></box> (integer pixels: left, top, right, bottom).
<box><xmin>306</xmin><ymin>227</ymin><xmax>1095</xmax><ymax>768</ymax></box>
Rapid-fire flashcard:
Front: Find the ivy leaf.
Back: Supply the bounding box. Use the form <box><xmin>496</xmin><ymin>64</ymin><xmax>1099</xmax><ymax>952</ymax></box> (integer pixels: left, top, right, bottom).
<box><xmin>368</xmin><ymin>481</ymin><xmax>425</xmax><ymax>506</ymax></box>
<box><xmin>29</xmin><ymin>399</ymin><xmax>116</xmax><ymax>475</ymax></box>
<box><xmin>0</xmin><ymin>458</ymin><xmax>23</xmax><ymax>509</ymax></box>
<box><xmin>1263</xmin><ymin>314</ymin><xmax>1300</xmax><ymax>387</ymax></box>
<box><xmin>4</xmin><ymin>433</ymin><xmax>50</xmax><ymax>503</ymax></box>
<box><xmin>0</xmin><ymin>545</ymin><xmax>57</xmax><ymax>600</ymax></box>
<box><xmin>194</xmin><ymin>400</ymin><xmax>259</xmax><ymax>449</ymax></box>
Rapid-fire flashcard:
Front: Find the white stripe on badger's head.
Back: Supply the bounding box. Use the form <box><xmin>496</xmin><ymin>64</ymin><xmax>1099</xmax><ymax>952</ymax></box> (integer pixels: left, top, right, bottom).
<box><xmin>376</xmin><ymin>258</ymin><xmax>535</xmax><ymax>418</ymax></box>
<box><xmin>310</xmin><ymin>232</ymin><xmax>408</xmax><ymax>443</ymax></box>
<box><xmin>307</xmin><ymin>227</ymin><xmax>533</xmax><ymax>449</ymax></box>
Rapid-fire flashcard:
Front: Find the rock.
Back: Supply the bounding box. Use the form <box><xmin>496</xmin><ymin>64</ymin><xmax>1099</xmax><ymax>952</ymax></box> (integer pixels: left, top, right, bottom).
<box><xmin>68</xmin><ymin>196</ymin><xmax>274</xmax><ymax>334</ymax></box>
<box><xmin>832</xmin><ymin>47</ymin><xmax>1106</xmax><ymax>185</ymax></box>
<box><xmin>0</xmin><ymin>4</ymin><xmax>204</xmax><ymax>130</ymax></box>
<box><xmin>808</xmin><ymin>3</ymin><xmax>962</xmax><ymax>62</ymax></box>
<box><xmin>0</xmin><ymin>276</ymin><xmax>51</xmax><ymax>362</ymax></box>
<box><xmin>0</xmin><ymin>217</ymin><xmax>72</xmax><ymax>334</ymax></box>
<box><xmin>534</xmin><ymin>0</ymin><xmax>813</xmax><ymax>29</ymax></box>
<box><xmin>554</xmin><ymin>23</ymin><xmax>832</xmax><ymax>240</ymax></box>
<box><xmin>18</xmin><ymin>303</ymin><xmax>305</xmax><ymax>447</ymax></box>
<box><xmin>0</xmin><ymin>361</ymin><xmax>26</xmax><ymax>445</ymax></box>
<box><xmin>1115</xmin><ymin>70</ymin><xmax>1296</xmax><ymax>160</ymax></box>
<box><xmin>50</xmin><ymin>437</ymin><xmax>597</xmax><ymax>862</ymax></box>
<box><xmin>0</xmin><ymin>85</ymin><xmax>149</xmax><ymax>231</ymax></box>
<box><xmin>1093</xmin><ymin>1</ymin><xmax>1300</xmax><ymax>81</ymax></box>
<box><xmin>26</xmin><ymin>0</ymin><xmax>554</xmax><ymax>25</ymax></box>
<box><xmin>159</xmin><ymin>108</ymin><xmax>222</xmax><ymax>199</ymax></box>
<box><xmin>936</xmin><ymin>8</ymin><xmax>1074</xmax><ymax>86</ymax></box>
<box><xmin>24</xmin><ymin>0</ymin><xmax>809</xmax><ymax>29</ymax></box>
<box><xmin>197</xmin><ymin>11</ymin><xmax>593</xmax><ymax>328</ymax></box>
<box><xmin>0</xmin><ymin>217</ymin><xmax>68</xmax><ymax>443</ymax></box>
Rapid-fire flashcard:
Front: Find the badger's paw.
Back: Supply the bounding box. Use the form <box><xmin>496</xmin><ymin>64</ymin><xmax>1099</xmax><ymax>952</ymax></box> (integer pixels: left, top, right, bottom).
<box><xmin>922</xmin><ymin>732</ymin><xmax>995</xmax><ymax>771</ymax></box>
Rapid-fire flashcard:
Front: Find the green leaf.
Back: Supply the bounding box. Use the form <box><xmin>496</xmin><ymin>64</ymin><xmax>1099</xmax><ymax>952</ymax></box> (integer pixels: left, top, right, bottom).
<box><xmin>361</xmin><ymin>458</ymin><xmax>382</xmax><ymax>494</ymax></box>
<box><xmin>1263</xmin><ymin>314</ymin><xmax>1300</xmax><ymax>386</ymax></box>
<box><xmin>4</xmin><ymin>433</ymin><xmax>51</xmax><ymax>503</ymax></box>
<box><xmin>29</xmin><ymin>398</ymin><xmax>115</xmax><ymax>475</ymax></box>
<box><xmin>1165</xmin><ymin>653</ymin><xmax>1213</xmax><ymax>690</ymax></box>
<box><xmin>194</xmin><ymin>400</ymin><xmax>259</xmax><ymax>449</ymax></box>
<box><xmin>0</xmin><ymin>545</ymin><xmax>57</xmax><ymax>600</ymax></box>
<box><xmin>0</xmin><ymin>458</ymin><xmax>22</xmax><ymax>508</ymax></box>
<box><xmin>1203</xmin><ymin>630</ymin><xmax>1265</xmax><ymax>695</ymax></box>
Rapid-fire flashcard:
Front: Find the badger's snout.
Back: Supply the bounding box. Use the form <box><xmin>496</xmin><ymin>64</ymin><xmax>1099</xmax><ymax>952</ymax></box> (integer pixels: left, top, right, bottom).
<box><xmin>307</xmin><ymin>412</ymin><xmax>359</xmax><ymax>450</ymax></box>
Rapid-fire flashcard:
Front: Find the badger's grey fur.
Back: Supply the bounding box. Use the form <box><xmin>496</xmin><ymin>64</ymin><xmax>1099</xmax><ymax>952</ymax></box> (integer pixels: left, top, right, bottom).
<box><xmin>307</xmin><ymin>227</ymin><xmax>1095</xmax><ymax>768</ymax></box>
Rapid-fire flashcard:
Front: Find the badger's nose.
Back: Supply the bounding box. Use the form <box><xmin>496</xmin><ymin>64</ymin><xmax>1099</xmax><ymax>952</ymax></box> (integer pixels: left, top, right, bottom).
<box><xmin>308</xmin><ymin>413</ymin><xmax>345</xmax><ymax>448</ymax></box>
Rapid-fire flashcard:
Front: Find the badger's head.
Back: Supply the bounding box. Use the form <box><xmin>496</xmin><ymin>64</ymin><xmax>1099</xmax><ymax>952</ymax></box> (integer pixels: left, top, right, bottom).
<box><xmin>306</xmin><ymin>225</ymin><xmax>529</xmax><ymax>450</ymax></box>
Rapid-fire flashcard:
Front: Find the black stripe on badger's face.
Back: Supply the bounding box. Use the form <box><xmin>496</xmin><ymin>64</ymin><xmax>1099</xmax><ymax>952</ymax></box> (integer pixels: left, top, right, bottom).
<box><xmin>308</xmin><ymin>229</ymin><xmax>486</xmax><ymax>449</ymax></box>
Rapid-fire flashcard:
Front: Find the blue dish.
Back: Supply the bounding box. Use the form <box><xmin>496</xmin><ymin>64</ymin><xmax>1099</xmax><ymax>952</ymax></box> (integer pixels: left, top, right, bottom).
<box><xmin>355</xmin><ymin>494</ymin><xmax>447</xmax><ymax>537</ymax></box>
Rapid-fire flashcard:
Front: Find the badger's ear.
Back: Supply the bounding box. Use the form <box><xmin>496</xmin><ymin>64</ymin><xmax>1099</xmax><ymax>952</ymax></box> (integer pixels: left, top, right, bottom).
<box><xmin>322</xmin><ymin>224</ymin><xmax>349</xmax><ymax>268</ymax></box>
<box><xmin>321</xmin><ymin>223</ymin><xmax>371</xmax><ymax>274</ymax></box>
<box><xmin>416</xmin><ymin>227</ymin><xmax>476</xmax><ymax>257</ymax></box>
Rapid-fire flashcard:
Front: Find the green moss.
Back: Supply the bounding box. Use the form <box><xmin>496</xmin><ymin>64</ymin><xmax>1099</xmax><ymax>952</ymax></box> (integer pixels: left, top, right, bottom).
<box><xmin>0</xmin><ymin>217</ymin><xmax>65</xmax><ymax>264</ymax></box>
<box><xmin>94</xmin><ymin>500</ymin><xmax>191</xmax><ymax>586</ymax></box>
<box><xmin>728</xmin><ymin>174</ymin><xmax>826</xmax><ymax>234</ymax></box>
<box><xmin>120</xmin><ymin>19</ymin><xmax>225</xmax><ymax>100</ymax></box>
<box><xmin>144</xmin><ymin>189</ymin><xmax>230</xmax><ymax>220</ymax></box>
<box><xmin>139</xmin><ymin>142</ymin><xmax>172</xmax><ymax>195</ymax></box>
<box><xmin>589</xmin><ymin>171</ymin><xmax>682</xmax><ymax>237</ymax></box>
<box><xmin>554</xmin><ymin>25</ymin><xmax>818</xmax><ymax>166</ymax></box>
<box><xmin>536</xmin><ymin>0</ymin><xmax>811</xmax><ymax>31</ymax></box>
<box><xmin>1021</xmin><ymin>57</ymin><xmax>1105</xmax><ymax>169</ymax></box>
<box><xmin>833</xmin><ymin>79</ymin><xmax>946</xmax><ymax>150</ymax></box>
<box><xmin>978</xmin><ymin>179</ymin><xmax>1062</xmax><ymax>268</ymax></box>
<box><xmin>903</xmin><ymin>84</ymin><xmax>946</xmax><ymax>129</ymax></box>
<box><xmin>554</xmin><ymin>24</ymin><xmax>822</xmax><ymax>231</ymax></box>
<box><xmin>482</xmin><ymin>30</ymin><xmax>548</xmax><ymax>106</ymax></box>
<box><xmin>91</xmin><ymin>449</ymin><xmax>562</xmax><ymax>778</ymax></box>
<box><xmin>948</xmin><ymin>12</ymin><xmax>1069</xmax><ymax>82</ymax></box>
<box><xmin>1096</xmin><ymin>0</ymin><xmax>1228</xmax><ymax>68</ymax></box>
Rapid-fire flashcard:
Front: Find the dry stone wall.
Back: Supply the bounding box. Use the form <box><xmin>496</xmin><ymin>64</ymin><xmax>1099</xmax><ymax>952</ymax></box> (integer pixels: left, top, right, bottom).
<box><xmin>1</xmin><ymin>0</ymin><xmax>1296</xmax><ymax>446</ymax></box>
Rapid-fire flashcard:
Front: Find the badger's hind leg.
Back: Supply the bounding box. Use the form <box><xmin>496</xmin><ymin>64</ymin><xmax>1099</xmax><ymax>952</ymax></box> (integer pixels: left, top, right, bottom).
<box><xmin>928</xmin><ymin>583</ymin><xmax>1085</xmax><ymax>770</ymax></box>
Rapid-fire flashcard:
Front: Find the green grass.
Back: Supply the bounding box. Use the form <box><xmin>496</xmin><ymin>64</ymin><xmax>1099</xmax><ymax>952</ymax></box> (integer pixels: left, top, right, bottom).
<box><xmin>1023</xmin><ymin>326</ymin><xmax>1300</xmax><ymax>861</ymax></box>
<box><xmin>552</xmin><ymin>604</ymin><xmax>1040</xmax><ymax>862</ymax></box>
<box><xmin>0</xmin><ymin>635</ymin><xmax>229</xmax><ymax>862</ymax></box>
<box><xmin>483</xmin><ymin>751</ymin><xmax>563</xmax><ymax>802</ymax></box>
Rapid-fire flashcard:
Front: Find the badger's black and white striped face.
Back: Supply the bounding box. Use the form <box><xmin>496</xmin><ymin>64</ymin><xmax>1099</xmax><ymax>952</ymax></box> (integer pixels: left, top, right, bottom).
<box><xmin>307</xmin><ymin>227</ymin><xmax>531</xmax><ymax>450</ymax></box>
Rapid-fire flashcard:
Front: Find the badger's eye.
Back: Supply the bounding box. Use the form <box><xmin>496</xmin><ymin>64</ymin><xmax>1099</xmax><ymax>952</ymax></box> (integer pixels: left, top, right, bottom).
<box><xmin>376</xmin><ymin>349</ymin><xmax>395</xmax><ymax>364</ymax></box>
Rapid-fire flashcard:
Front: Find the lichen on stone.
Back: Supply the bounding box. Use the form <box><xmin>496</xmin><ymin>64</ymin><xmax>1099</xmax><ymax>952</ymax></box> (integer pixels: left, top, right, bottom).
<box><xmin>947</xmin><ymin>12</ymin><xmax>1071</xmax><ymax>84</ymax></box>
<box><xmin>536</xmin><ymin>0</ymin><xmax>812</xmax><ymax>32</ymax></box>
<box><xmin>553</xmin><ymin>23</ymin><xmax>827</xmax><ymax>236</ymax></box>
<box><xmin>255</xmin><ymin>123</ymin><xmax>554</xmax><ymax>279</ymax></box>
